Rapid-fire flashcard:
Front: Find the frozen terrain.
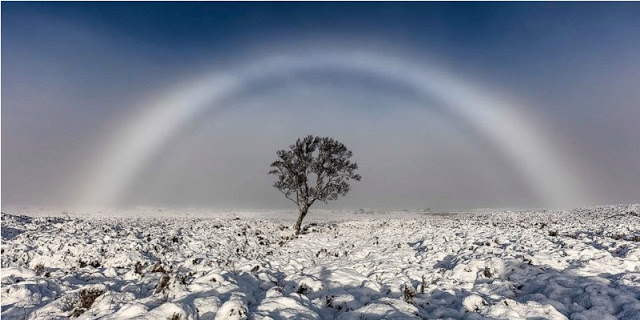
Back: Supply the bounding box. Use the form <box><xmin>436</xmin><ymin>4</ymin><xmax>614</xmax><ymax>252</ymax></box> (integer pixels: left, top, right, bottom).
<box><xmin>1</xmin><ymin>204</ymin><xmax>639</xmax><ymax>319</ymax></box>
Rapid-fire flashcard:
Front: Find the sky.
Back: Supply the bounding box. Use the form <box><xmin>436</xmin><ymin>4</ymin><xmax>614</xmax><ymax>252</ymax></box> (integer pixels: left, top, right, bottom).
<box><xmin>2</xmin><ymin>2</ymin><xmax>639</xmax><ymax>210</ymax></box>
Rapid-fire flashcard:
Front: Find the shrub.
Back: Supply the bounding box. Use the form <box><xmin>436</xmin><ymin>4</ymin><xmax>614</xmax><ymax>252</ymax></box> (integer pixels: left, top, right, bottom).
<box><xmin>70</xmin><ymin>287</ymin><xmax>105</xmax><ymax>317</ymax></box>
<box><xmin>403</xmin><ymin>284</ymin><xmax>416</xmax><ymax>303</ymax></box>
<box><xmin>152</xmin><ymin>262</ymin><xmax>168</xmax><ymax>273</ymax></box>
<box><xmin>297</xmin><ymin>283</ymin><xmax>310</xmax><ymax>295</ymax></box>
<box><xmin>611</xmin><ymin>233</ymin><xmax>625</xmax><ymax>240</ymax></box>
<box><xmin>34</xmin><ymin>263</ymin><xmax>45</xmax><ymax>276</ymax></box>
<box><xmin>155</xmin><ymin>274</ymin><xmax>171</xmax><ymax>294</ymax></box>
<box><xmin>134</xmin><ymin>261</ymin><xmax>144</xmax><ymax>275</ymax></box>
<box><xmin>483</xmin><ymin>266</ymin><xmax>493</xmax><ymax>278</ymax></box>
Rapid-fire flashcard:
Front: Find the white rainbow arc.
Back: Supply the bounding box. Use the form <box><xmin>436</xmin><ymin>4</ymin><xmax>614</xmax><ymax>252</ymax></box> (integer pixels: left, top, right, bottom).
<box><xmin>78</xmin><ymin>51</ymin><xmax>587</xmax><ymax>208</ymax></box>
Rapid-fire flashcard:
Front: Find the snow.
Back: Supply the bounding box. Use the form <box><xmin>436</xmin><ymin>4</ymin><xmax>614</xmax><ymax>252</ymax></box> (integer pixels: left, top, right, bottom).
<box><xmin>1</xmin><ymin>204</ymin><xmax>639</xmax><ymax>319</ymax></box>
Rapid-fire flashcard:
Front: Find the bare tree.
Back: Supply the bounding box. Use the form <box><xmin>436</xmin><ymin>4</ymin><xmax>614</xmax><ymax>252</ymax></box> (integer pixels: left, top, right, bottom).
<box><xmin>269</xmin><ymin>135</ymin><xmax>361</xmax><ymax>234</ymax></box>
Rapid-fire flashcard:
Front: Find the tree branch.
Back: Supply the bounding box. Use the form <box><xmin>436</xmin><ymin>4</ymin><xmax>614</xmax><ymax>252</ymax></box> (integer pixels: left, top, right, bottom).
<box><xmin>276</xmin><ymin>188</ymin><xmax>298</xmax><ymax>204</ymax></box>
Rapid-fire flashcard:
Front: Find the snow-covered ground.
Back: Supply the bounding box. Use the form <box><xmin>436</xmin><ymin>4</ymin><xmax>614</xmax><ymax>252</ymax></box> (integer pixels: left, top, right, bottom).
<box><xmin>1</xmin><ymin>204</ymin><xmax>639</xmax><ymax>319</ymax></box>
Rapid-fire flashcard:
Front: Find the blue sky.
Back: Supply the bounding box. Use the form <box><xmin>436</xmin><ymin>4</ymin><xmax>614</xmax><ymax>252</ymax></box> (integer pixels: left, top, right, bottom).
<box><xmin>2</xmin><ymin>2</ymin><xmax>639</xmax><ymax>209</ymax></box>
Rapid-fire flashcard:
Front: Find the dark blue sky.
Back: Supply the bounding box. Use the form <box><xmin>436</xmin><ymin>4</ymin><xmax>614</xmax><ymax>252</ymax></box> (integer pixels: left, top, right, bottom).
<box><xmin>3</xmin><ymin>2</ymin><xmax>640</xmax><ymax>209</ymax></box>
<box><xmin>6</xmin><ymin>2</ymin><xmax>640</xmax><ymax>67</ymax></box>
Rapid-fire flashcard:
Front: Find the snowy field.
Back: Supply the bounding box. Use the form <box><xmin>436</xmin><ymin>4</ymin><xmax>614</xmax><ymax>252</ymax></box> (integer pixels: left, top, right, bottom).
<box><xmin>2</xmin><ymin>204</ymin><xmax>639</xmax><ymax>320</ymax></box>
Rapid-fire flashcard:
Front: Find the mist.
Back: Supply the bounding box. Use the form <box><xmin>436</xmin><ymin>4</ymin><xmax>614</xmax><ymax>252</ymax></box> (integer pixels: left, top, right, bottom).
<box><xmin>2</xmin><ymin>2</ymin><xmax>639</xmax><ymax>210</ymax></box>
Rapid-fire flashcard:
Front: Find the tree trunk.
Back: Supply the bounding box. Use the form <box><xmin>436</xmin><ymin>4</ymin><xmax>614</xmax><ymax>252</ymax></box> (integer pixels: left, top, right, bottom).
<box><xmin>294</xmin><ymin>207</ymin><xmax>308</xmax><ymax>235</ymax></box>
